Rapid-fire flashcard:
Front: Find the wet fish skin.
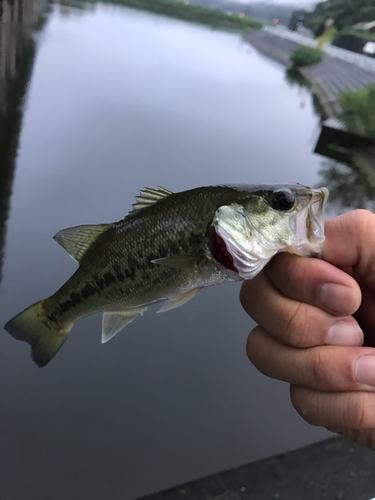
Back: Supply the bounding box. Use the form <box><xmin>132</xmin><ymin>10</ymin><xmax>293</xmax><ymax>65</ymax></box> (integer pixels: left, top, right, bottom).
<box><xmin>4</xmin><ymin>184</ymin><xmax>328</xmax><ymax>367</ymax></box>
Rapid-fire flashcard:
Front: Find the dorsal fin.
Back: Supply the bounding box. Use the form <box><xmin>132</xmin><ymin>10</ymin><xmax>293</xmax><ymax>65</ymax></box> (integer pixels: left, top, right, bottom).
<box><xmin>53</xmin><ymin>224</ymin><xmax>111</xmax><ymax>264</ymax></box>
<box><xmin>131</xmin><ymin>186</ymin><xmax>173</xmax><ymax>212</ymax></box>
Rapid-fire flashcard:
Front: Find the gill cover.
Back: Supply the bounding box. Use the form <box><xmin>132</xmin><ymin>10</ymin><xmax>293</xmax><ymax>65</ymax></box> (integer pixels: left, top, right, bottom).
<box><xmin>211</xmin><ymin>187</ymin><xmax>328</xmax><ymax>280</ymax></box>
<box><xmin>212</xmin><ymin>204</ymin><xmax>281</xmax><ymax>280</ymax></box>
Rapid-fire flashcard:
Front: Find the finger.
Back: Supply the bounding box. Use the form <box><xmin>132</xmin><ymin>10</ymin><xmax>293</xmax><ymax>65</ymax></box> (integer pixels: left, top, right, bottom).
<box><xmin>291</xmin><ymin>385</ymin><xmax>375</xmax><ymax>430</ymax></box>
<box><xmin>324</xmin><ymin>210</ymin><xmax>375</xmax><ymax>290</ymax></box>
<box><xmin>327</xmin><ymin>428</ymin><xmax>375</xmax><ymax>450</ymax></box>
<box><xmin>263</xmin><ymin>253</ymin><xmax>361</xmax><ymax>317</ymax></box>
<box><xmin>355</xmin><ymin>281</ymin><xmax>375</xmax><ymax>333</ymax></box>
<box><xmin>240</xmin><ymin>273</ymin><xmax>363</xmax><ymax>348</ymax></box>
<box><xmin>247</xmin><ymin>326</ymin><xmax>375</xmax><ymax>391</ymax></box>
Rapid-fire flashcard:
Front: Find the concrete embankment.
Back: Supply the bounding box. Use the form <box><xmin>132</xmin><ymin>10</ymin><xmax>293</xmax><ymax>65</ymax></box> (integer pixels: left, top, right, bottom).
<box><xmin>244</xmin><ymin>29</ymin><xmax>375</xmax><ymax>119</ymax></box>
<box><xmin>138</xmin><ymin>436</ymin><xmax>375</xmax><ymax>500</ymax></box>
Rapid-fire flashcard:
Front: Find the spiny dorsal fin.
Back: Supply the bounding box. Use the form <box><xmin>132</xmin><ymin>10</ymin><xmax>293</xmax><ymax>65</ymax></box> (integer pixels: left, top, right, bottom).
<box><xmin>53</xmin><ymin>224</ymin><xmax>111</xmax><ymax>264</ymax></box>
<box><xmin>131</xmin><ymin>186</ymin><xmax>173</xmax><ymax>212</ymax></box>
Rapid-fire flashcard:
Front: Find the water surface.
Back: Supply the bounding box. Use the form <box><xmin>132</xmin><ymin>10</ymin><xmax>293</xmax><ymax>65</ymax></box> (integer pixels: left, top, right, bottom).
<box><xmin>0</xmin><ymin>4</ymin><xmax>341</xmax><ymax>499</ymax></box>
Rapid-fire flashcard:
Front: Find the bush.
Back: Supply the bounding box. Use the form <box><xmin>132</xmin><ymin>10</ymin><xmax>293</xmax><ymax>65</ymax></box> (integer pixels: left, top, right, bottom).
<box><xmin>290</xmin><ymin>45</ymin><xmax>322</xmax><ymax>67</ymax></box>
<box><xmin>338</xmin><ymin>85</ymin><xmax>375</xmax><ymax>141</ymax></box>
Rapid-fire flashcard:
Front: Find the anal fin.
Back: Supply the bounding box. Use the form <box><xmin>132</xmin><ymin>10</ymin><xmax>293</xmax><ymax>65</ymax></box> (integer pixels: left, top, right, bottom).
<box><xmin>102</xmin><ymin>308</ymin><xmax>147</xmax><ymax>343</ymax></box>
<box><xmin>157</xmin><ymin>288</ymin><xmax>201</xmax><ymax>313</ymax></box>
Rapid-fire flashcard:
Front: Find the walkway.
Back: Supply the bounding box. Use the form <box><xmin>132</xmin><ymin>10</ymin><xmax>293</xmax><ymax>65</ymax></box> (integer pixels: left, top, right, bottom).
<box><xmin>137</xmin><ymin>437</ymin><xmax>375</xmax><ymax>500</ymax></box>
<box><xmin>244</xmin><ymin>29</ymin><xmax>375</xmax><ymax>118</ymax></box>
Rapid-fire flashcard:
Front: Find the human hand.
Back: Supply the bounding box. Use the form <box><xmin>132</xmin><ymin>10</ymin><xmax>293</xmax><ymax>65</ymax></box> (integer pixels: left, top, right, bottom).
<box><xmin>240</xmin><ymin>210</ymin><xmax>375</xmax><ymax>449</ymax></box>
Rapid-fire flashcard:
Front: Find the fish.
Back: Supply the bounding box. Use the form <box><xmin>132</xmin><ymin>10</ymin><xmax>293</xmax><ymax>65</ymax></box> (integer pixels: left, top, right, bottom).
<box><xmin>4</xmin><ymin>184</ymin><xmax>328</xmax><ymax>367</ymax></box>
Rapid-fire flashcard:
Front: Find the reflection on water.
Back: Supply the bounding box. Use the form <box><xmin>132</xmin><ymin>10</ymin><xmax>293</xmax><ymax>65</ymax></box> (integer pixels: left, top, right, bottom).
<box><xmin>0</xmin><ymin>2</ymin><xmax>373</xmax><ymax>500</ymax></box>
<box><xmin>319</xmin><ymin>149</ymin><xmax>375</xmax><ymax>212</ymax></box>
<box><xmin>0</xmin><ymin>0</ymin><xmax>49</xmax><ymax>282</ymax></box>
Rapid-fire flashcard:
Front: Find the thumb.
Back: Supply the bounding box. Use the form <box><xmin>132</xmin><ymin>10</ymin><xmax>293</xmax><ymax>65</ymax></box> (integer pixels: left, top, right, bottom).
<box><xmin>324</xmin><ymin>210</ymin><xmax>375</xmax><ymax>290</ymax></box>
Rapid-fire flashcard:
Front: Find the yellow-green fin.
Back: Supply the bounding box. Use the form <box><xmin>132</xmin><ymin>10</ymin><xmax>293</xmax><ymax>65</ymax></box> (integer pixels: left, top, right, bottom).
<box><xmin>53</xmin><ymin>224</ymin><xmax>111</xmax><ymax>264</ymax></box>
<box><xmin>157</xmin><ymin>288</ymin><xmax>201</xmax><ymax>313</ymax></box>
<box><xmin>101</xmin><ymin>307</ymin><xmax>147</xmax><ymax>343</ymax></box>
<box><xmin>4</xmin><ymin>300</ymin><xmax>73</xmax><ymax>367</ymax></box>
<box><xmin>131</xmin><ymin>186</ymin><xmax>173</xmax><ymax>212</ymax></box>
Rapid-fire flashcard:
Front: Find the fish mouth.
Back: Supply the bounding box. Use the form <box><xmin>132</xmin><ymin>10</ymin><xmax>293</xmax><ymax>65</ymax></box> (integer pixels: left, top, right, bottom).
<box><xmin>209</xmin><ymin>230</ymin><xmax>238</xmax><ymax>274</ymax></box>
<box><xmin>295</xmin><ymin>188</ymin><xmax>328</xmax><ymax>258</ymax></box>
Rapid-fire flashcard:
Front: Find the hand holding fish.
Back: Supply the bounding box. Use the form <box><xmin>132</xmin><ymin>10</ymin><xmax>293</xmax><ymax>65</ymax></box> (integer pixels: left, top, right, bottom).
<box><xmin>240</xmin><ymin>210</ymin><xmax>375</xmax><ymax>449</ymax></box>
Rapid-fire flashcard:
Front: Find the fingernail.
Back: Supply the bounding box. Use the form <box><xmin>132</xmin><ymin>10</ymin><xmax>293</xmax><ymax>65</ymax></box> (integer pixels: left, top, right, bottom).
<box><xmin>326</xmin><ymin>320</ymin><xmax>364</xmax><ymax>346</ymax></box>
<box><xmin>355</xmin><ymin>356</ymin><xmax>375</xmax><ymax>386</ymax></box>
<box><xmin>318</xmin><ymin>283</ymin><xmax>353</xmax><ymax>315</ymax></box>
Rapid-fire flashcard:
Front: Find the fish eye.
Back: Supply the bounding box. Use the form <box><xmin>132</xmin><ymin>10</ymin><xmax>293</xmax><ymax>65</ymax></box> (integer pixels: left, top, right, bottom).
<box><xmin>271</xmin><ymin>191</ymin><xmax>296</xmax><ymax>211</ymax></box>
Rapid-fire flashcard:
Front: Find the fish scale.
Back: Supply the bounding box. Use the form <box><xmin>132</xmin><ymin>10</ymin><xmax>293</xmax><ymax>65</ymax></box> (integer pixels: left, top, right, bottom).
<box><xmin>4</xmin><ymin>184</ymin><xmax>328</xmax><ymax>367</ymax></box>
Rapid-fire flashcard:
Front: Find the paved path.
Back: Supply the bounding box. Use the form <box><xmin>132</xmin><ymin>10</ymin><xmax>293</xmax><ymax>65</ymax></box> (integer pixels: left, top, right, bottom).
<box><xmin>244</xmin><ymin>30</ymin><xmax>375</xmax><ymax>118</ymax></box>
<box><xmin>137</xmin><ymin>437</ymin><xmax>375</xmax><ymax>500</ymax></box>
<box><xmin>263</xmin><ymin>25</ymin><xmax>375</xmax><ymax>72</ymax></box>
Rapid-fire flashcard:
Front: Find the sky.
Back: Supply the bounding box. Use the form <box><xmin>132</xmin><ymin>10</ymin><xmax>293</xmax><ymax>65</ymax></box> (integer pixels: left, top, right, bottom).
<box><xmin>236</xmin><ymin>0</ymin><xmax>317</xmax><ymax>6</ymax></box>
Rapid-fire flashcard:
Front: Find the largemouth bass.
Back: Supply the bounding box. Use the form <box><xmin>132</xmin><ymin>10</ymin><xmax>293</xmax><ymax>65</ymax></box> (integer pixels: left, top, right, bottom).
<box><xmin>5</xmin><ymin>184</ymin><xmax>328</xmax><ymax>367</ymax></box>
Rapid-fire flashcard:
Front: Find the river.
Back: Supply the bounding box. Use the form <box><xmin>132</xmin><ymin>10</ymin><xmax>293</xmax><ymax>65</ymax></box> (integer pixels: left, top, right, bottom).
<box><xmin>0</xmin><ymin>3</ymin><xmax>354</xmax><ymax>499</ymax></box>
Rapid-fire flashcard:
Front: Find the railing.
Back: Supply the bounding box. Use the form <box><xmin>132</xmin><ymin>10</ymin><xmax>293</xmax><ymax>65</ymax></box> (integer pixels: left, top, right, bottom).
<box><xmin>263</xmin><ymin>25</ymin><xmax>375</xmax><ymax>73</ymax></box>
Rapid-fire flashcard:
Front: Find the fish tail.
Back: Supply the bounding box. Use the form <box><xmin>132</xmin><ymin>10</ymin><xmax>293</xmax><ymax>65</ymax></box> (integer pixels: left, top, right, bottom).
<box><xmin>4</xmin><ymin>301</ymin><xmax>72</xmax><ymax>367</ymax></box>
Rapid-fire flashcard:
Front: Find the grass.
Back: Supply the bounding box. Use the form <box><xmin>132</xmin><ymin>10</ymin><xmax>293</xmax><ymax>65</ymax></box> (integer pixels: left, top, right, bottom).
<box><xmin>338</xmin><ymin>85</ymin><xmax>375</xmax><ymax>142</ymax></box>
<box><xmin>59</xmin><ymin>0</ymin><xmax>264</xmax><ymax>32</ymax></box>
<box><xmin>289</xmin><ymin>45</ymin><xmax>322</xmax><ymax>67</ymax></box>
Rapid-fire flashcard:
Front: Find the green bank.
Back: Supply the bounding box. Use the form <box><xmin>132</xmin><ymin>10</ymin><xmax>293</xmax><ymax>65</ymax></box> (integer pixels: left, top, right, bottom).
<box><xmin>60</xmin><ymin>0</ymin><xmax>264</xmax><ymax>32</ymax></box>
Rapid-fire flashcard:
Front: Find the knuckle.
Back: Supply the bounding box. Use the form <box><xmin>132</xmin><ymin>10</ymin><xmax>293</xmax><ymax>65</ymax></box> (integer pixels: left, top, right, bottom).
<box><xmin>339</xmin><ymin>209</ymin><xmax>374</xmax><ymax>236</ymax></box>
<box><xmin>308</xmin><ymin>348</ymin><xmax>332</xmax><ymax>388</ymax></box>
<box><xmin>239</xmin><ymin>281</ymin><xmax>253</xmax><ymax>311</ymax></box>
<box><xmin>279</xmin><ymin>302</ymin><xmax>312</xmax><ymax>348</ymax></box>
<box><xmin>352</xmin><ymin>209</ymin><xmax>375</xmax><ymax>230</ymax></box>
<box><xmin>347</xmin><ymin>393</ymin><xmax>375</xmax><ymax>429</ymax></box>
<box><xmin>289</xmin><ymin>385</ymin><xmax>314</xmax><ymax>422</ymax></box>
<box><xmin>240</xmin><ymin>277</ymin><xmax>261</xmax><ymax>316</ymax></box>
<box><xmin>342</xmin><ymin>429</ymin><xmax>375</xmax><ymax>450</ymax></box>
<box><xmin>246</xmin><ymin>327</ymin><xmax>261</xmax><ymax>362</ymax></box>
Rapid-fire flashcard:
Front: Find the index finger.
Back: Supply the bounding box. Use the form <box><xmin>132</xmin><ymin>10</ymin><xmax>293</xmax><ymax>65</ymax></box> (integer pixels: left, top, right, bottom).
<box><xmin>324</xmin><ymin>210</ymin><xmax>375</xmax><ymax>289</ymax></box>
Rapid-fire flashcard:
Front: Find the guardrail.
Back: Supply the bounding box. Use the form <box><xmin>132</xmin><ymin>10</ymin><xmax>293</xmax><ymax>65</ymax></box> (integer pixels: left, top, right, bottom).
<box><xmin>263</xmin><ymin>25</ymin><xmax>375</xmax><ymax>73</ymax></box>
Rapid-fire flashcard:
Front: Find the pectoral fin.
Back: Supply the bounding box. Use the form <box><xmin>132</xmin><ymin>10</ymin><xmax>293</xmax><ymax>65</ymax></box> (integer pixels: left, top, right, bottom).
<box><xmin>157</xmin><ymin>288</ymin><xmax>201</xmax><ymax>313</ymax></box>
<box><xmin>102</xmin><ymin>308</ymin><xmax>147</xmax><ymax>343</ymax></box>
<box><xmin>151</xmin><ymin>256</ymin><xmax>199</xmax><ymax>270</ymax></box>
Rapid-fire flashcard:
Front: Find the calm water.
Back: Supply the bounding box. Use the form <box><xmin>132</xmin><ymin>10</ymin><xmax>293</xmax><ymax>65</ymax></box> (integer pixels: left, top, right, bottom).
<box><xmin>0</xmin><ymin>3</ymin><xmax>360</xmax><ymax>500</ymax></box>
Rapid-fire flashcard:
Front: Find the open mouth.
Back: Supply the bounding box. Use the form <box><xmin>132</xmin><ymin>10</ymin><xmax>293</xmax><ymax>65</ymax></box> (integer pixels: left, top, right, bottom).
<box><xmin>209</xmin><ymin>230</ymin><xmax>238</xmax><ymax>273</ymax></box>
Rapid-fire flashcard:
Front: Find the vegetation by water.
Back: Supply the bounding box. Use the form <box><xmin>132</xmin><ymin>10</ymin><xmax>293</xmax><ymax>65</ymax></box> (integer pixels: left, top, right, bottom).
<box><xmin>289</xmin><ymin>46</ymin><xmax>322</xmax><ymax>67</ymax></box>
<box><xmin>59</xmin><ymin>0</ymin><xmax>263</xmax><ymax>31</ymax></box>
<box><xmin>341</xmin><ymin>27</ymin><xmax>375</xmax><ymax>42</ymax></box>
<box><xmin>338</xmin><ymin>85</ymin><xmax>375</xmax><ymax>142</ymax></box>
<box><xmin>319</xmin><ymin>157</ymin><xmax>375</xmax><ymax>211</ymax></box>
<box><xmin>291</xmin><ymin>0</ymin><xmax>375</xmax><ymax>36</ymax></box>
<box><xmin>284</xmin><ymin>68</ymin><xmax>312</xmax><ymax>89</ymax></box>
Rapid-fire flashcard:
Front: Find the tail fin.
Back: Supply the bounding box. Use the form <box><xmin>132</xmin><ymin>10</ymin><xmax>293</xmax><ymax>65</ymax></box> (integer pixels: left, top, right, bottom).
<box><xmin>4</xmin><ymin>301</ymin><xmax>72</xmax><ymax>367</ymax></box>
